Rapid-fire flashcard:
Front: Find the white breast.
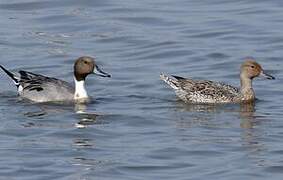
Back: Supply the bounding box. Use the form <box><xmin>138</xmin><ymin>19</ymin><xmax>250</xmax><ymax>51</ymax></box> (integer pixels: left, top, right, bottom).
<box><xmin>74</xmin><ymin>79</ymin><xmax>88</xmax><ymax>100</ymax></box>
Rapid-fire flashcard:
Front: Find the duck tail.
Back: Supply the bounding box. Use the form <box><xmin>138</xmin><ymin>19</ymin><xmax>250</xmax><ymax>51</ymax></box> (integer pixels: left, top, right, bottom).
<box><xmin>0</xmin><ymin>65</ymin><xmax>19</xmax><ymax>86</ymax></box>
<box><xmin>160</xmin><ymin>73</ymin><xmax>180</xmax><ymax>90</ymax></box>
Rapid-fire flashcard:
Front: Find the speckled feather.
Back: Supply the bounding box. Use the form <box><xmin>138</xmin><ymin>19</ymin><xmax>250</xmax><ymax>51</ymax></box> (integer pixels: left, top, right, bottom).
<box><xmin>160</xmin><ymin>59</ymin><xmax>275</xmax><ymax>104</ymax></box>
<box><xmin>161</xmin><ymin>74</ymin><xmax>241</xmax><ymax>103</ymax></box>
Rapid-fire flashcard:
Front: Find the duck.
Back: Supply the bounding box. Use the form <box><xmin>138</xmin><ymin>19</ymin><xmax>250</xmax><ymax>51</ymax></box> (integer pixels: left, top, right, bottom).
<box><xmin>160</xmin><ymin>57</ymin><xmax>275</xmax><ymax>104</ymax></box>
<box><xmin>0</xmin><ymin>56</ymin><xmax>111</xmax><ymax>103</ymax></box>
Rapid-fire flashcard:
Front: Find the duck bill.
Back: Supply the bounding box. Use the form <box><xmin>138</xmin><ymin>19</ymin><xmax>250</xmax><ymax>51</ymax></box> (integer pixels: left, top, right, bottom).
<box><xmin>260</xmin><ymin>71</ymin><xmax>275</xmax><ymax>80</ymax></box>
<box><xmin>93</xmin><ymin>65</ymin><xmax>111</xmax><ymax>77</ymax></box>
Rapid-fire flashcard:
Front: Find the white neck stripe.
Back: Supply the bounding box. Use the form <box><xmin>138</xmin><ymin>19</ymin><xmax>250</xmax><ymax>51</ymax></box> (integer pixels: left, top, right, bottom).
<box><xmin>74</xmin><ymin>77</ymin><xmax>88</xmax><ymax>100</ymax></box>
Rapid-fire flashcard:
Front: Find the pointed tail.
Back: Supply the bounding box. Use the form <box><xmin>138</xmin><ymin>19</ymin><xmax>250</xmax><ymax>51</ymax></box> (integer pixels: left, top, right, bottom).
<box><xmin>160</xmin><ymin>73</ymin><xmax>180</xmax><ymax>90</ymax></box>
<box><xmin>0</xmin><ymin>65</ymin><xmax>19</xmax><ymax>86</ymax></box>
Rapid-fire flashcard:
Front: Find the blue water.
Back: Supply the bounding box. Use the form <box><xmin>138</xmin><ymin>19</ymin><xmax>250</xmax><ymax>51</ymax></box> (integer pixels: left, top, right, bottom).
<box><xmin>0</xmin><ymin>0</ymin><xmax>283</xmax><ymax>179</ymax></box>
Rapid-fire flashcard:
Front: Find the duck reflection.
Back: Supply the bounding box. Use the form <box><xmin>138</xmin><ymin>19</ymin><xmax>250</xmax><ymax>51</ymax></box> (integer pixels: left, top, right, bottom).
<box><xmin>22</xmin><ymin>101</ymin><xmax>103</xmax><ymax>128</ymax></box>
<box><xmin>75</xmin><ymin>113</ymin><xmax>99</xmax><ymax>129</ymax></box>
<box><xmin>173</xmin><ymin>100</ymin><xmax>266</xmax><ymax>166</ymax></box>
<box><xmin>239</xmin><ymin>101</ymin><xmax>256</xmax><ymax>129</ymax></box>
<box><xmin>73</xmin><ymin>138</ymin><xmax>95</xmax><ymax>148</ymax></box>
<box><xmin>74</xmin><ymin>102</ymin><xmax>109</xmax><ymax>128</ymax></box>
<box><xmin>174</xmin><ymin>100</ymin><xmax>256</xmax><ymax>129</ymax></box>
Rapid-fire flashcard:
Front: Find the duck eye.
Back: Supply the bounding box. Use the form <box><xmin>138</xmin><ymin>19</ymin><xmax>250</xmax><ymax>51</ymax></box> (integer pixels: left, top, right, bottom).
<box><xmin>84</xmin><ymin>61</ymin><xmax>88</xmax><ymax>64</ymax></box>
<box><xmin>251</xmin><ymin>65</ymin><xmax>255</xmax><ymax>68</ymax></box>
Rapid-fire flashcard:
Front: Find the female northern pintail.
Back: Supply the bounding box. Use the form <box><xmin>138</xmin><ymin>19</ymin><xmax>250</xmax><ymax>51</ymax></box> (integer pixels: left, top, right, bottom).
<box><xmin>0</xmin><ymin>56</ymin><xmax>111</xmax><ymax>103</ymax></box>
<box><xmin>160</xmin><ymin>58</ymin><xmax>275</xmax><ymax>104</ymax></box>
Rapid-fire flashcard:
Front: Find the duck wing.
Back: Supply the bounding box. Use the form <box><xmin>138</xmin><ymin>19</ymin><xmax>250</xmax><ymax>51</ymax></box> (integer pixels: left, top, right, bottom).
<box><xmin>177</xmin><ymin>78</ymin><xmax>240</xmax><ymax>103</ymax></box>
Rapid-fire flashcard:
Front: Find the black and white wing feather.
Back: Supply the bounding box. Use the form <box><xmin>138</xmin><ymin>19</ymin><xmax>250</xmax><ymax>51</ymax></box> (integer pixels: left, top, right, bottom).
<box><xmin>0</xmin><ymin>65</ymin><xmax>74</xmax><ymax>102</ymax></box>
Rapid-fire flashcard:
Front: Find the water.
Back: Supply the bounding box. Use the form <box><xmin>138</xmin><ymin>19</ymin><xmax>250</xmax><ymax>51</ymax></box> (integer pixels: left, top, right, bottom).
<box><xmin>0</xmin><ymin>0</ymin><xmax>283</xmax><ymax>179</ymax></box>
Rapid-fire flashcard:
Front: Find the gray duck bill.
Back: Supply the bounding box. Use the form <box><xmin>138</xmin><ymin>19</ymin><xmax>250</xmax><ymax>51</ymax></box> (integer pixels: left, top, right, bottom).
<box><xmin>93</xmin><ymin>65</ymin><xmax>111</xmax><ymax>77</ymax></box>
<box><xmin>261</xmin><ymin>71</ymin><xmax>275</xmax><ymax>80</ymax></box>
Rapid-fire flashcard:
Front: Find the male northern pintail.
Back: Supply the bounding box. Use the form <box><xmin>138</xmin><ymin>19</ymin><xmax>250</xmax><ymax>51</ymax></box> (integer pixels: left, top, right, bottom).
<box><xmin>0</xmin><ymin>56</ymin><xmax>111</xmax><ymax>103</ymax></box>
<box><xmin>160</xmin><ymin>57</ymin><xmax>275</xmax><ymax>104</ymax></box>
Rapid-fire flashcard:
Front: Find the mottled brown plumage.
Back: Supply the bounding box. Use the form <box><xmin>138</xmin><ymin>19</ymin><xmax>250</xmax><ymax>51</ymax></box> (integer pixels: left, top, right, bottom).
<box><xmin>160</xmin><ymin>58</ymin><xmax>275</xmax><ymax>104</ymax></box>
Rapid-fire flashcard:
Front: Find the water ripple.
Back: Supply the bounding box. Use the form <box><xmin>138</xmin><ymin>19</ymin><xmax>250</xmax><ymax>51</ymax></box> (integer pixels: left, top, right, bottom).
<box><xmin>0</xmin><ymin>0</ymin><xmax>283</xmax><ymax>179</ymax></box>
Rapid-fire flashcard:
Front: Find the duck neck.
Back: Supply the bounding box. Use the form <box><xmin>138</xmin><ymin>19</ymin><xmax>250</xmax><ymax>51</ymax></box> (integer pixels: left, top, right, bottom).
<box><xmin>240</xmin><ymin>73</ymin><xmax>255</xmax><ymax>101</ymax></box>
<box><xmin>74</xmin><ymin>77</ymin><xmax>88</xmax><ymax>100</ymax></box>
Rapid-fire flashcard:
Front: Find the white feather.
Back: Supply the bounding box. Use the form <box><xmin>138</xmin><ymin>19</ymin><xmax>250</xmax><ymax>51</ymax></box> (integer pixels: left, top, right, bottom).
<box><xmin>74</xmin><ymin>78</ymin><xmax>88</xmax><ymax>100</ymax></box>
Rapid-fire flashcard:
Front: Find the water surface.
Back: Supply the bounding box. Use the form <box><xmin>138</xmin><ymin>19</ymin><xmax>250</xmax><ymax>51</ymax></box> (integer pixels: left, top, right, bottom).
<box><xmin>0</xmin><ymin>0</ymin><xmax>283</xmax><ymax>179</ymax></box>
